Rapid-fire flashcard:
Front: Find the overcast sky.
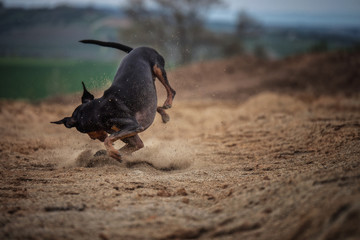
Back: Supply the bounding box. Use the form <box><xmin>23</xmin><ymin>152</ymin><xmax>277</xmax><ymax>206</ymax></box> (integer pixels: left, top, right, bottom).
<box><xmin>3</xmin><ymin>0</ymin><xmax>360</xmax><ymax>26</ymax></box>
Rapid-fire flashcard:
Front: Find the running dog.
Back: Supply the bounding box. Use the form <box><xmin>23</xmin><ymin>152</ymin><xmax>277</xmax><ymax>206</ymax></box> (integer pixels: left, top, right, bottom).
<box><xmin>52</xmin><ymin>40</ymin><xmax>176</xmax><ymax>161</ymax></box>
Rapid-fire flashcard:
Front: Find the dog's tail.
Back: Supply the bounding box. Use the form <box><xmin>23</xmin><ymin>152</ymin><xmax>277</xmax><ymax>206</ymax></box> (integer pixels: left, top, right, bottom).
<box><xmin>79</xmin><ymin>40</ymin><xmax>133</xmax><ymax>53</ymax></box>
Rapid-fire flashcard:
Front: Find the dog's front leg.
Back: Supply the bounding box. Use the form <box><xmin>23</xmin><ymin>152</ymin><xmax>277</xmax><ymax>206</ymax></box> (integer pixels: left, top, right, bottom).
<box><xmin>119</xmin><ymin>134</ymin><xmax>144</xmax><ymax>155</ymax></box>
<box><xmin>104</xmin><ymin>122</ymin><xmax>144</xmax><ymax>161</ymax></box>
<box><xmin>104</xmin><ymin>137</ymin><xmax>123</xmax><ymax>161</ymax></box>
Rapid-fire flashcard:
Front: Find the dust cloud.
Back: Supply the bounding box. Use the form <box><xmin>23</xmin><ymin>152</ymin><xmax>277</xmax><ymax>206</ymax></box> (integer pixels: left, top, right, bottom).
<box><xmin>57</xmin><ymin>139</ymin><xmax>194</xmax><ymax>171</ymax></box>
<box><xmin>125</xmin><ymin>139</ymin><xmax>194</xmax><ymax>170</ymax></box>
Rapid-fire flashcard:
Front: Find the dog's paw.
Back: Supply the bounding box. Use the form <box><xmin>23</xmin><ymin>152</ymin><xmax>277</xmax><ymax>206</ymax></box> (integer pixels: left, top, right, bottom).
<box><xmin>108</xmin><ymin>150</ymin><xmax>122</xmax><ymax>162</ymax></box>
<box><xmin>161</xmin><ymin>113</ymin><xmax>170</xmax><ymax>123</ymax></box>
<box><xmin>94</xmin><ymin>149</ymin><xmax>107</xmax><ymax>157</ymax></box>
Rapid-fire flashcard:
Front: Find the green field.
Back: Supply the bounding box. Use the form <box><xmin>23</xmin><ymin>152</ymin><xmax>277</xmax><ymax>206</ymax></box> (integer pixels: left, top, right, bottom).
<box><xmin>0</xmin><ymin>58</ymin><xmax>119</xmax><ymax>100</ymax></box>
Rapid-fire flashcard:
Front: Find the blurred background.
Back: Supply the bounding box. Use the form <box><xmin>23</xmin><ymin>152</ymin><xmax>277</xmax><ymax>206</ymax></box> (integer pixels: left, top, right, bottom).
<box><xmin>0</xmin><ymin>0</ymin><xmax>359</xmax><ymax>100</ymax></box>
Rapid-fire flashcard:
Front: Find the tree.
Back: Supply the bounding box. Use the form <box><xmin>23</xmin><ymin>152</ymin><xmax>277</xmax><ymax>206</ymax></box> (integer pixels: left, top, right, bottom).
<box><xmin>121</xmin><ymin>0</ymin><xmax>223</xmax><ymax>65</ymax></box>
<box><xmin>235</xmin><ymin>10</ymin><xmax>262</xmax><ymax>39</ymax></box>
<box><xmin>219</xmin><ymin>10</ymin><xmax>265</xmax><ymax>58</ymax></box>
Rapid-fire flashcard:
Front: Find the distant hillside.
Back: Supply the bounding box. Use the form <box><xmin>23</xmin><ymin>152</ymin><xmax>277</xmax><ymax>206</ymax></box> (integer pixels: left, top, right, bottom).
<box><xmin>0</xmin><ymin>5</ymin><xmax>114</xmax><ymax>32</ymax></box>
<box><xmin>169</xmin><ymin>49</ymin><xmax>360</xmax><ymax>101</ymax></box>
<box><xmin>0</xmin><ymin>5</ymin><xmax>359</xmax><ymax>62</ymax></box>
<box><xmin>0</xmin><ymin>6</ymin><xmax>127</xmax><ymax>60</ymax></box>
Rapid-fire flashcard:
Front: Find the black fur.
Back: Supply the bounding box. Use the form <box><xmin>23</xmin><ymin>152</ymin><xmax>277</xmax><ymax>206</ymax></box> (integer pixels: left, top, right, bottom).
<box><xmin>52</xmin><ymin>40</ymin><xmax>176</xmax><ymax>160</ymax></box>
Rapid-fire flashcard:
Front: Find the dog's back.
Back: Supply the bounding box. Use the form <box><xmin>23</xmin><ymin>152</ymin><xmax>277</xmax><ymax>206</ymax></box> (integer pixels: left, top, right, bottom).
<box><xmin>105</xmin><ymin>47</ymin><xmax>165</xmax><ymax>129</ymax></box>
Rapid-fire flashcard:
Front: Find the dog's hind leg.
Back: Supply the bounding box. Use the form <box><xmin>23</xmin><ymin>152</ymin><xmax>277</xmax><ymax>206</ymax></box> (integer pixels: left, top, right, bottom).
<box><xmin>119</xmin><ymin>134</ymin><xmax>144</xmax><ymax>155</ymax></box>
<box><xmin>153</xmin><ymin>64</ymin><xmax>176</xmax><ymax>109</ymax></box>
<box><xmin>157</xmin><ymin>107</ymin><xmax>170</xmax><ymax>123</ymax></box>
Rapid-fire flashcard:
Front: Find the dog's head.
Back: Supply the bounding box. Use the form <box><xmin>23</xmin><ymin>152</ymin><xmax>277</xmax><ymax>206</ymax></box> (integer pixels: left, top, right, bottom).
<box><xmin>51</xmin><ymin>82</ymin><xmax>94</xmax><ymax>129</ymax></box>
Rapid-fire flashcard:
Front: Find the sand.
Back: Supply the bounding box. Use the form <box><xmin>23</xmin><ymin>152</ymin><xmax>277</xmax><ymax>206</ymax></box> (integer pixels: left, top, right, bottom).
<box><xmin>1</xmin><ymin>50</ymin><xmax>360</xmax><ymax>239</ymax></box>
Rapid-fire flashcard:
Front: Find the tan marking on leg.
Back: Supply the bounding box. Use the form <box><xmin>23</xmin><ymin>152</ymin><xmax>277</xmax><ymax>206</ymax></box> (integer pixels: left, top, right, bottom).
<box><xmin>120</xmin><ymin>134</ymin><xmax>144</xmax><ymax>155</ymax></box>
<box><xmin>87</xmin><ymin>131</ymin><xmax>108</xmax><ymax>142</ymax></box>
<box><xmin>153</xmin><ymin>64</ymin><xmax>175</xmax><ymax>109</ymax></box>
<box><xmin>111</xmin><ymin>125</ymin><xmax>120</xmax><ymax>132</ymax></box>
<box><xmin>104</xmin><ymin>137</ymin><xmax>122</xmax><ymax>161</ymax></box>
<box><xmin>104</xmin><ymin>131</ymin><xmax>139</xmax><ymax>161</ymax></box>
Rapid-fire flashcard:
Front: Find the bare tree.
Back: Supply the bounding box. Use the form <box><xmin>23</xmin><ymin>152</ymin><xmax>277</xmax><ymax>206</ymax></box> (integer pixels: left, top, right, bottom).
<box><xmin>219</xmin><ymin>10</ymin><xmax>263</xmax><ymax>58</ymax></box>
<box><xmin>236</xmin><ymin>10</ymin><xmax>262</xmax><ymax>39</ymax></box>
<box><xmin>121</xmin><ymin>0</ymin><xmax>223</xmax><ymax>64</ymax></box>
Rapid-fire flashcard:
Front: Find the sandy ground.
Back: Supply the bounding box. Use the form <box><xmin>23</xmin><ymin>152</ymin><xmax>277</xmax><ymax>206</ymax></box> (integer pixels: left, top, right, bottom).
<box><xmin>1</xmin><ymin>50</ymin><xmax>360</xmax><ymax>239</ymax></box>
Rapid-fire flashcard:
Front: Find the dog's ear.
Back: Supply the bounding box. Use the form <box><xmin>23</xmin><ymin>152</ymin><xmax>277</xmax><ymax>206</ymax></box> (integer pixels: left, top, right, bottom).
<box><xmin>81</xmin><ymin>81</ymin><xmax>94</xmax><ymax>103</ymax></box>
<box><xmin>51</xmin><ymin>117</ymin><xmax>76</xmax><ymax>128</ymax></box>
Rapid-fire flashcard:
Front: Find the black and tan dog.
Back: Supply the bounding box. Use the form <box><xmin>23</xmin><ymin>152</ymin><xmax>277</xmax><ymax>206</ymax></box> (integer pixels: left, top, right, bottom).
<box><xmin>52</xmin><ymin>40</ymin><xmax>176</xmax><ymax>161</ymax></box>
